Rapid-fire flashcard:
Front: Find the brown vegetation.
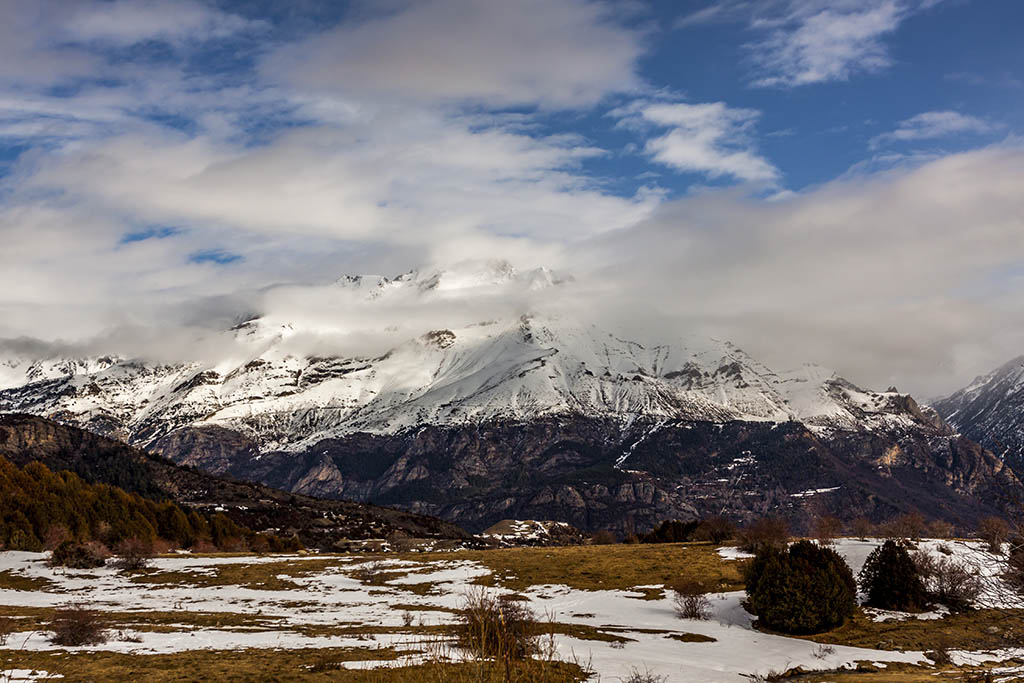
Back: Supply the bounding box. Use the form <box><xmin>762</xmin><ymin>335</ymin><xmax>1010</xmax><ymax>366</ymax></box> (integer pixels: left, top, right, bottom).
<box><xmin>671</xmin><ymin>581</ymin><xmax>711</xmax><ymax>620</ymax></box>
<box><xmin>977</xmin><ymin>517</ymin><xmax>1010</xmax><ymax>554</ymax></box>
<box><xmin>738</xmin><ymin>518</ymin><xmax>789</xmax><ymax>554</ymax></box>
<box><xmin>48</xmin><ymin>604</ymin><xmax>109</xmax><ymax>646</ymax></box>
<box><xmin>112</xmin><ymin>537</ymin><xmax>155</xmax><ymax>571</ymax></box>
<box><xmin>813</xmin><ymin>516</ymin><xmax>844</xmax><ymax>545</ymax></box>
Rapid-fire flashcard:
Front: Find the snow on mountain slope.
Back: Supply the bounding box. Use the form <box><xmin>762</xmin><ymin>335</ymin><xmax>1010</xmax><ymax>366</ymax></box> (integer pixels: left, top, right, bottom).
<box><xmin>932</xmin><ymin>355</ymin><xmax>1024</xmax><ymax>459</ymax></box>
<box><xmin>0</xmin><ymin>261</ymin><xmax>932</xmax><ymax>451</ymax></box>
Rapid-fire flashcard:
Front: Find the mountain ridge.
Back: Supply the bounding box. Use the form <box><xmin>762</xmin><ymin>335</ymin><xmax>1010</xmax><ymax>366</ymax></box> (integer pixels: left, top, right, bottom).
<box><xmin>0</xmin><ymin>413</ymin><xmax>472</xmax><ymax>548</ymax></box>
<box><xmin>0</xmin><ymin>262</ymin><xmax>1018</xmax><ymax>533</ymax></box>
<box><xmin>932</xmin><ymin>355</ymin><xmax>1024</xmax><ymax>470</ymax></box>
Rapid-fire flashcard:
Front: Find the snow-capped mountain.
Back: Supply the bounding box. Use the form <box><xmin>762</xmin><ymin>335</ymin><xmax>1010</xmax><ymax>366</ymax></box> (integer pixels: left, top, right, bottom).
<box><xmin>0</xmin><ymin>261</ymin><xmax>1015</xmax><ymax>533</ymax></box>
<box><xmin>932</xmin><ymin>356</ymin><xmax>1024</xmax><ymax>464</ymax></box>
<box><xmin>0</xmin><ymin>261</ymin><xmax>930</xmax><ymax>451</ymax></box>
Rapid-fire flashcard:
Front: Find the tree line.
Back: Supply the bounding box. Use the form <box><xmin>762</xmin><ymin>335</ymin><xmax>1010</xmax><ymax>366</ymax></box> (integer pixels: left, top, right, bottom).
<box><xmin>0</xmin><ymin>456</ymin><xmax>300</xmax><ymax>554</ymax></box>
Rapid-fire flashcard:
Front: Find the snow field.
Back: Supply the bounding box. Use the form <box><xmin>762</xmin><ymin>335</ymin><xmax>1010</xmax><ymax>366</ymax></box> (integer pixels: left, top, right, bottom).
<box><xmin>0</xmin><ymin>539</ymin><xmax>1020</xmax><ymax>681</ymax></box>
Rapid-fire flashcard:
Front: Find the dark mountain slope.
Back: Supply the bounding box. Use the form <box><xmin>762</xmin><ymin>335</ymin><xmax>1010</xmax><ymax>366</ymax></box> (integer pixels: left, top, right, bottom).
<box><xmin>154</xmin><ymin>417</ymin><xmax>1021</xmax><ymax>535</ymax></box>
<box><xmin>0</xmin><ymin>413</ymin><xmax>472</xmax><ymax>549</ymax></box>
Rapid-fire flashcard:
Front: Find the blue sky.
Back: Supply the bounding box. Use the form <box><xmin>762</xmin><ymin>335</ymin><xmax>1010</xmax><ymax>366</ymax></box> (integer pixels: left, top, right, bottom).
<box><xmin>0</xmin><ymin>0</ymin><xmax>1023</xmax><ymax>395</ymax></box>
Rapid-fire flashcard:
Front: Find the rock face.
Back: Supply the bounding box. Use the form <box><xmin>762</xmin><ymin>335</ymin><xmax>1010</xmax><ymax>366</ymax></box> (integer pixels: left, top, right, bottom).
<box><xmin>152</xmin><ymin>416</ymin><xmax>1017</xmax><ymax>535</ymax></box>
<box><xmin>0</xmin><ymin>262</ymin><xmax>1020</xmax><ymax>534</ymax></box>
<box><xmin>932</xmin><ymin>356</ymin><xmax>1024</xmax><ymax>471</ymax></box>
<box><xmin>0</xmin><ymin>413</ymin><xmax>473</xmax><ymax>549</ymax></box>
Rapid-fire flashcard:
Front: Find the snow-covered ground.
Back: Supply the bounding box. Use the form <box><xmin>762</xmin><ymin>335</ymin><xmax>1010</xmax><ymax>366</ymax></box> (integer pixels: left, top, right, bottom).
<box><xmin>0</xmin><ymin>540</ymin><xmax>1020</xmax><ymax>681</ymax></box>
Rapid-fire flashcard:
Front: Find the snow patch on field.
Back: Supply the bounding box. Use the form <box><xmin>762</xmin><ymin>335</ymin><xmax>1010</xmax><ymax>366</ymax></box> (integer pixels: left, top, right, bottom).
<box><xmin>1</xmin><ymin>544</ymin><xmax>1021</xmax><ymax>682</ymax></box>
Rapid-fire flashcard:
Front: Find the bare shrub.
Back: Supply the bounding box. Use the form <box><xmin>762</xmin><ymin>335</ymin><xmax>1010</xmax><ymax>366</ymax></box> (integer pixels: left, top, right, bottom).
<box><xmin>112</xmin><ymin>537</ymin><xmax>154</xmax><ymax>571</ymax></box>
<box><xmin>590</xmin><ymin>529</ymin><xmax>617</xmax><ymax>545</ymax></box>
<box><xmin>929</xmin><ymin>520</ymin><xmax>955</xmax><ymax>539</ymax></box>
<box><xmin>387</xmin><ymin>531</ymin><xmax>418</xmax><ymax>553</ymax></box>
<box><xmin>694</xmin><ymin>516</ymin><xmax>736</xmax><ymax>545</ymax></box>
<box><xmin>49</xmin><ymin>604</ymin><xmax>108</xmax><ymax>646</ymax></box>
<box><xmin>1005</xmin><ymin>546</ymin><xmax>1024</xmax><ymax>594</ymax></box>
<box><xmin>0</xmin><ymin>616</ymin><xmax>13</xmax><ymax>646</ymax></box>
<box><xmin>911</xmin><ymin>548</ymin><xmax>938</xmax><ymax>583</ymax></box>
<box><xmin>49</xmin><ymin>541</ymin><xmax>107</xmax><ymax>569</ymax></box>
<box><xmin>151</xmin><ymin>538</ymin><xmax>176</xmax><ymax>555</ymax></box>
<box><xmin>457</xmin><ymin>588</ymin><xmax>540</xmax><ymax>662</ymax></box>
<box><xmin>926</xmin><ymin>647</ymin><xmax>952</xmax><ymax>666</ymax></box>
<box><xmin>977</xmin><ymin>517</ymin><xmax>1010</xmax><ymax>554</ymax></box>
<box><xmin>850</xmin><ymin>517</ymin><xmax>875</xmax><ymax>540</ymax></box>
<box><xmin>623</xmin><ymin>667</ymin><xmax>668</xmax><ymax>683</ymax></box>
<box><xmin>928</xmin><ymin>557</ymin><xmax>982</xmax><ymax>612</ymax></box>
<box><xmin>813</xmin><ymin>643</ymin><xmax>836</xmax><ymax>660</ymax></box>
<box><xmin>671</xmin><ymin>581</ymin><xmax>711</xmax><ymax>620</ymax></box>
<box><xmin>738</xmin><ymin>518</ymin><xmax>789</xmax><ymax>554</ymax></box>
<box><xmin>623</xmin><ymin>533</ymin><xmax>641</xmax><ymax>544</ymax></box>
<box><xmin>192</xmin><ymin>539</ymin><xmax>220</xmax><ymax>554</ymax></box>
<box><xmin>813</xmin><ymin>516</ymin><xmax>844</xmax><ymax>545</ymax></box>
<box><xmin>351</xmin><ymin>560</ymin><xmax>387</xmax><ymax>584</ymax></box>
<box><xmin>43</xmin><ymin>525</ymin><xmax>71</xmax><ymax>551</ymax></box>
<box><xmin>881</xmin><ymin>512</ymin><xmax>927</xmax><ymax>540</ymax></box>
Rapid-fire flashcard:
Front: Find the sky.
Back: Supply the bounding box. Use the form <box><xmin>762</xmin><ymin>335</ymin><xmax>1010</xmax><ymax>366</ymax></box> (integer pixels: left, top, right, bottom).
<box><xmin>0</xmin><ymin>0</ymin><xmax>1022</xmax><ymax>398</ymax></box>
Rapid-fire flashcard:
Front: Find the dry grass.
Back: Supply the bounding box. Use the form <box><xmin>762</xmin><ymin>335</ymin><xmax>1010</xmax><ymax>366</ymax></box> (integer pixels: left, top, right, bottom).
<box><xmin>48</xmin><ymin>604</ymin><xmax>108</xmax><ymax>646</ymax></box>
<box><xmin>128</xmin><ymin>558</ymin><xmax>339</xmax><ymax>590</ymax></box>
<box><xmin>399</xmin><ymin>542</ymin><xmax>745</xmax><ymax>593</ymax></box>
<box><xmin>797</xmin><ymin>607</ymin><xmax>1024</xmax><ymax>651</ymax></box>
<box><xmin>0</xmin><ymin>641</ymin><xmax>588</xmax><ymax>681</ymax></box>
<box><xmin>793</xmin><ymin>659</ymin><xmax>1023</xmax><ymax>682</ymax></box>
<box><xmin>0</xmin><ymin>569</ymin><xmax>54</xmax><ymax>591</ymax></box>
<box><xmin>120</xmin><ymin>542</ymin><xmax>744</xmax><ymax>596</ymax></box>
<box><xmin>4</xmin><ymin>543</ymin><xmax>1014</xmax><ymax>681</ymax></box>
<box><xmin>0</xmin><ymin>646</ymin><xmax>409</xmax><ymax>682</ymax></box>
<box><xmin>336</xmin><ymin>660</ymin><xmax>586</xmax><ymax>682</ymax></box>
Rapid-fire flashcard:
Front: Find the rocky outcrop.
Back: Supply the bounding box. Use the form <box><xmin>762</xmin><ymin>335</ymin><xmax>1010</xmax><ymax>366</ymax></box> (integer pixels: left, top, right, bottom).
<box><xmin>153</xmin><ymin>416</ymin><xmax>1019</xmax><ymax>535</ymax></box>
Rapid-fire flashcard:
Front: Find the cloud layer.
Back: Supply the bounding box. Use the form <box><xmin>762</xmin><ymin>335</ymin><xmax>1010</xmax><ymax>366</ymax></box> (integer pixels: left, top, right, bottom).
<box><xmin>262</xmin><ymin>0</ymin><xmax>645</xmax><ymax>108</ymax></box>
<box><xmin>0</xmin><ymin>0</ymin><xmax>1021</xmax><ymax>401</ymax></box>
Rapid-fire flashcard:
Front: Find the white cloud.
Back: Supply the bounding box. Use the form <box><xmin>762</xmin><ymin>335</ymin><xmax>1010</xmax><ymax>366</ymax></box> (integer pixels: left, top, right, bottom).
<box><xmin>616</xmin><ymin>101</ymin><xmax>779</xmax><ymax>183</ymax></box>
<box><xmin>750</xmin><ymin>0</ymin><xmax>905</xmax><ymax>87</ymax></box>
<box><xmin>60</xmin><ymin>0</ymin><xmax>262</xmax><ymax>46</ymax></box>
<box><xmin>262</xmin><ymin>0</ymin><xmax>646</xmax><ymax>108</ymax></box>
<box><xmin>21</xmin><ymin>115</ymin><xmax>656</xmax><ymax>247</ymax></box>
<box><xmin>577</xmin><ymin>143</ymin><xmax>1024</xmax><ymax>397</ymax></box>
<box><xmin>679</xmin><ymin>1</ymin><xmax>941</xmax><ymax>87</ymax></box>
<box><xmin>869</xmin><ymin>110</ymin><xmax>994</xmax><ymax>149</ymax></box>
<box><xmin>0</xmin><ymin>0</ymin><xmax>662</xmax><ymax>348</ymax></box>
<box><xmin>2</xmin><ymin>0</ymin><xmax>1022</xmax><ymax>402</ymax></box>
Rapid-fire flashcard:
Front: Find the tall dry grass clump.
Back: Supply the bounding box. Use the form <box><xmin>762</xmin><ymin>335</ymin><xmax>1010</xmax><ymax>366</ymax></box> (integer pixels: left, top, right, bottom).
<box><xmin>457</xmin><ymin>588</ymin><xmax>540</xmax><ymax>662</ymax></box>
<box><xmin>671</xmin><ymin>580</ymin><xmax>711</xmax><ymax>620</ymax></box>
<box><xmin>112</xmin><ymin>537</ymin><xmax>154</xmax><ymax>571</ymax></box>
<box><xmin>48</xmin><ymin>603</ymin><xmax>109</xmax><ymax>646</ymax></box>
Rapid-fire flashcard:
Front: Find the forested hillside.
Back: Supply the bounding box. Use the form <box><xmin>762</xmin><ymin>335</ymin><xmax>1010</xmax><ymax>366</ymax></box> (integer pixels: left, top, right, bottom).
<box><xmin>0</xmin><ymin>456</ymin><xmax>299</xmax><ymax>552</ymax></box>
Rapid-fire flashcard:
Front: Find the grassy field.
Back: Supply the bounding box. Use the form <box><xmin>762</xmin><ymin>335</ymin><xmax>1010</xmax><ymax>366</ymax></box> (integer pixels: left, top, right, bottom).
<box><xmin>401</xmin><ymin>541</ymin><xmax>747</xmax><ymax>593</ymax></box>
<box><xmin>0</xmin><ymin>541</ymin><xmax>1020</xmax><ymax>681</ymax></box>
<box><xmin>0</xmin><ymin>647</ymin><xmax>591</xmax><ymax>682</ymax></box>
<box><xmin>800</xmin><ymin>607</ymin><xmax>1024</xmax><ymax>651</ymax></box>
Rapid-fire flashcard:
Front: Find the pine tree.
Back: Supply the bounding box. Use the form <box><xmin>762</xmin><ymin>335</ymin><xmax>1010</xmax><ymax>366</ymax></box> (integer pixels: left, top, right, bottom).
<box><xmin>859</xmin><ymin>539</ymin><xmax>928</xmax><ymax>611</ymax></box>
<box><xmin>745</xmin><ymin>540</ymin><xmax>856</xmax><ymax>634</ymax></box>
